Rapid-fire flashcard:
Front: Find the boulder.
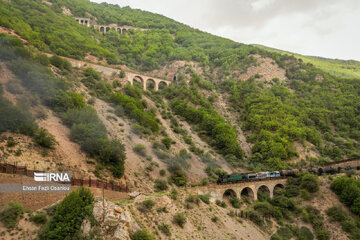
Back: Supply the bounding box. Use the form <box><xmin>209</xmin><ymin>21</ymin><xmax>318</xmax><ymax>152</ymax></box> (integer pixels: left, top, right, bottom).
<box><xmin>129</xmin><ymin>191</ymin><xmax>141</xmax><ymax>199</ymax></box>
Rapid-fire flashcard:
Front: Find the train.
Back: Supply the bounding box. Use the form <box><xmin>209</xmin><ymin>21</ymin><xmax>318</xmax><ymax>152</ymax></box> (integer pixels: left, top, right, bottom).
<box><xmin>216</xmin><ymin>164</ymin><xmax>360</xmax><ymax>185</ymax></box>
<box><xmin>217</xmin><ymin>171</ymin><xmax>281</xmax><ymax>184</ymax></box>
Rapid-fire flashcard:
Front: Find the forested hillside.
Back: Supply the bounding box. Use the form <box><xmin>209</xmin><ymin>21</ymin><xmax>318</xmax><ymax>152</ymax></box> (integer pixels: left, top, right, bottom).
<box><xmin>254</xmin><ymin>44</ymin><xmax>360</xmax><ymax>79</ymax></box>
<box><xmin>0</xmin><ymin>0</ymin><xmax>360</xmax><ymax>173</ymax></box>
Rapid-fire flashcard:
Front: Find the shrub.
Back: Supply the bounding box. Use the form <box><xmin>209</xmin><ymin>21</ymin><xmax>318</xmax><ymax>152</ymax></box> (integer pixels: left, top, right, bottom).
<box><xmin>30</xmin><ymin>213</ymin><xmax>47</xmax><ymax>224</ymax></box>
<box><xmin>141</xmin><ymin>199</ymin><xmax>155</xmax><ymax>211</ymax></box>
<box><xmin>199</xmin><ymin>194</ymin><xmax>210</xmax><ymax>204</ymax></box>
<box><xmin>230</xmin><ymin>197</ymin><xmax>241</xmax><ymax>209</ymax></box>
<box><xmin>158</xmin><ymin>224</ymin><xmax>171</xmax><ymax>236</ymax></box>
<box><xmin>154</xmin><ymin>179</ymin><xmax>168</xmax><ymax>192</ymax></box>
<box><xmin>326</xmin><ymin>207</ymin><xmax>346</xmax><ymax>222</ymax></box>
<box><xmin>298</xmin><ymin>226</ymin><xmax>314</xmax><ymax>240</ymax></box>
<box><xmin>39</xmin><ymin>187</ymin><xmax>94</xmax><ymax>240</ymax></box>
<box><xmin>315</xmin><ymin>230</ymin><xmax>330</xmax><ymax>240</ymax></box>
<box><xmin>173</xmin><ymin>212</ymin><xmax>186</xmax><ymax>228</ymax></box>
<box><xmin>34</xmin><ymin>128</ymin><xmax>56</xmax><ymax>148</ymax></box>
<box><xmin>216</xmin><ymin>200</ymin><xmax>227</xmax><ymax>208</ymax></box>
<box><xmin>248</xmin><ymin>210</ymin><xmax>263</xmax><ymax>226</ymax></box>
<box><xmin>170</xmin><ymin>189</ymin><xmax>178</xmax><ymax>200</ymax></box>
<box><xmin>300</xmin><ymin>173</ymin><xmax>319</xmax><ymax>193</ymax></box>
<box><xmin>133</xmin><ymin>144</ymin><xmax>147</xmax><ymax>157</ymax></box>
<box><xmin>159</xmin><ymin>169</ymin><xmax>166</xmax><ymax>176</ymax></box>
<box><xmin>130</xmin><ymin>229</ymin><xmax>155</xmax><ymax>240</ymax></box>
<box><xmin>168</xmin><ymin>164</ymin><xmax>187</xmax><ymax>187</ymax></box>
<box><xmin>300</xmin><ymin>189</ymin><xmax>311</xmax><ymax>201</ymax></box>
<box><xmin>119</xmin><ymin>70</ymin><xmax>126</xmax><ymax>78</ymax></box>
<box><xmin>211</xmin><ymin>216</ymin><xmax>219</xmax><ymax>222</ymax></box>
<box><xmin>50</xmin><ymin>55</ymin><xmax>72</xmax><ymax>71</ymax></box>
<box><xmin>162</xmin><ymin>137</ymin><xmax>173</xmax><ymax>149</ymax></box>
<box><xmin>0</xmin><ymin>202</ymin><xmax>24</xmax><ymax>229</ymax></box>
<box><xmin>6</xmin><ymin>137</ymin><xmax>16</xmax><ymax>147</ymax></box>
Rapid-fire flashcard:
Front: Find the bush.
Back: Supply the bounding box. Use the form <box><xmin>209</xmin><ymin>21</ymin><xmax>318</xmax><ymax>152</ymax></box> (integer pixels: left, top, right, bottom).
<box><xmin>230</xmin><ymin>198</ymin><xmax>241</xmax><ymax>209</ymax></box>
<box><xmin>133</xmin><ymin>144</ymin><xmax>147</xmax><ymax>157</ymax></box>
<box><xmin>119</xmin><ymin>70</ymin><xmax>126</xmax><ymax>78</ymax></box>
<box><xmin>168</xmin><ymin>164</ymin><xmax>187</xmax><ymax>187</ymax></box>
<box><xmin>30</xmin><ymin>213</ymin><xmax>47</xmax><ymax>224</ymax></box>
<box><xmin>141</xmin><ymin>200</ymin><xmax>155</xmax><ymax>211</ymax></box>
<box><xmin>162</xmin><ymin>137</ymin><xmax>173</xmax><ymax>149</ymax></box>
<box><xmin>159</xmin><ymin>169</ymin><xmax>166</xmax><ymax>176</ymax></box>
<box><xmin>199</xmin><ymin>194</ymin><xmax>210</xmax><ymax>204</ymax></box>
<box><xmin>326</xmin><ymin>207</ymin><xmax>346</xmax><ymax>222</ymax></box>
<box><xmin>39</xmin><ymin>187</ymin><xmax>94</xmax><ymax>240</ymax></box>
<box><xmin>34</xmin><ymin>128</ymin><xmax>56</xmax><ymax>148</ymax></box>
<box><xmin>300</xmin><ymin>189</ymin><xmax>311</xmax><ymax>200</ymax></box>
<box><xmin>298</xmin><ymin>226</ymin><xmax>314</xmax><ymax>240</ymax></box>
<box><xmin>0</xmin><ymin>202</ymin><xmax>24</xmax><ymax>229</ymax></box>
<box><xmin>158</xmin><ymin>224</ymin><xmax>171</xmax><ymax>236</ymax></box>
<box><xmin>50</xmin><ymin>55</ymin><xmax>72</xmax><ymax>71</ymax></box>
<box><xmin>211</xmin><ymin>216</ymin><xmax>219</xmax><ymax>222</ymax></box>
<box><xmin>300</xmin><ymin>173</ymin><xmax>319</xmax><ymax>193</ymax></box>
<box><xmin>170</xmin><ymin>189</ymin><xmax>178</xmax><ymax>200</ymax></box>
<box><xmin>173</xmin><ymin>212</ymin><xmax>186</xmax><ymax>228</ymax></box>
<box><xmin>216</xmin><ymin>200</ymin><xmax>227</xmax><ymax>208</ymax></box>
<box><xmin>130</xmin><ymin>229</ymin><xmax>155</xmax><ymax>240</ymax></box>
<box><xmin>154</xmin><ymin>179</ymin><xmax>168</xmax><ymax>192</ymax></box>
<box><xmin>315</xmin><ymin>230</ymin><xmax>330</xmax><ymax>240</ymax></box>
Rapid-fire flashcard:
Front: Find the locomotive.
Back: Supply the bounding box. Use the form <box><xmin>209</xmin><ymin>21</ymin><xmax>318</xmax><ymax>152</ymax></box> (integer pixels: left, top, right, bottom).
<box><xmin>217</xmin><ymin>171</ymin><xmax>281</xmax><ymax>184</ymax></box>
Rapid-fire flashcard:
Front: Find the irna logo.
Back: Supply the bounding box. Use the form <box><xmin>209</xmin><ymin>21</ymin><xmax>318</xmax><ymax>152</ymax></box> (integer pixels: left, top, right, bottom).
<box><xmin>34</xmin><ymin>172</ymin><xmax>71</xmax><ymax>182</ymax></box>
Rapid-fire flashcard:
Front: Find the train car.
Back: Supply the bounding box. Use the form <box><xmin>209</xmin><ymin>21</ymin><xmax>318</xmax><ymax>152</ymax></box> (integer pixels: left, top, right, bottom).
<box><xmin>279</xmin><ymin>169</ymin><xmax>298</xmax><ymax>177</ymax></box>
<box><xmin>256</xmin><ymin>172</ymin><xmax>268</xmax><ymax>179</ymax></box>
<box><xmin>267</xmin><ymin>171</ymin><xmax>281</xmax><ymax>178</ymax></box>
<box><xmin>217</xmin><ymin>174</ymin><xmax>247</xmax><ymax>184</ymax></box>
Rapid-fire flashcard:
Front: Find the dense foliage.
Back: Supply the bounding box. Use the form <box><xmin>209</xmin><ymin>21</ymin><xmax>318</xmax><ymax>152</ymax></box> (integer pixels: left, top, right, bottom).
<box><xmin>39</xmin><ymin>187</ymin><xmax>94</xmax><ymax>240</ymax></box>
<box><xmin>224</xmin><ymin>56</ymin><xmax>360</xmax><ymax>169</ymax></box>
<box><xmin>331</xmin><ymin>176</ymin><xmax>360</xmax><ymax>216</ymax></box>
<box><xmin>0</xmin><ymin>202</ymin><xmax>24</xmax><ymax>229</ymax></box>
<box><xmin>163</xmin><ymin>74</ymin><xmax>244</xmax><ymax>165</ymax></box>
<box><xmin>0</xmin><ymin>0</ymin><xmax>257</xmax><ymax>71</ymax></box>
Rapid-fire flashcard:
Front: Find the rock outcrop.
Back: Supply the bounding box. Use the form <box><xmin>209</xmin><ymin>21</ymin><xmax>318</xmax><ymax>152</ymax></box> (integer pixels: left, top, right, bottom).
<box><xmin>82</xmin><ymin>197</ymin><xmax>140</xmax><ymax>240</ymax></box>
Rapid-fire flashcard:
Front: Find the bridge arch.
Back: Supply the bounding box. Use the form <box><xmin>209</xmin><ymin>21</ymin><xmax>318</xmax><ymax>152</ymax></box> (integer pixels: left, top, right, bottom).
<box><xmin>223</xmin><ymin>189</ymin><xmax>237</xmax><ymax>200</ymax></box>
<box><xmin>158</xmin><ymin>81</ymin><xmax>168</xmax><ymax>90</ymax></box>
<box><xmin>257</xmin><ymin>185</ymin><xmax>270</xmax><ymax>201</ymax></box>
<box><xmin>146</xmin><ymin>78</ymin><xmax>156</xmax><ymax>91</ymax></box>
<box><xmin>240</xmin><ymin>187</ymin><xmax>254</xmax><ymax>202</ymax></box>
<box><xmin>132</xmin><ymin>76</ymin><xmax>144</xmax><ymax>89</ymax></box>
<box><xmin>106</xmin><ymin>26</ymin><xmax>110</xmax><ymax>32</ymax></box>
<box><xmin>100</xmin><ymin>26</ymin><xmax>105</xmax><ymax>32</ymax></box>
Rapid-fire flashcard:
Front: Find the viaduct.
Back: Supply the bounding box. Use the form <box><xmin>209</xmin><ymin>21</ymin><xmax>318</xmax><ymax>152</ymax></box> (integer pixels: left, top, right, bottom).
<box><xmin>68</xmin><ymin>58</ymin><xmax>171</xmax><ymax>91</ymax></box>
<box><xmin>74</xmin><ymin>17</ymin><xmax>147</xmax><ymax>34</ymax></box>
<box><xmin>192</xmin><ymin>178</ymin><xmax>287</xmax><ymax>203</ymax></box>
<box><xmin>191</xmin><ymin>159</ymin><xmax>360</xmax><ymax>203</ymax></box>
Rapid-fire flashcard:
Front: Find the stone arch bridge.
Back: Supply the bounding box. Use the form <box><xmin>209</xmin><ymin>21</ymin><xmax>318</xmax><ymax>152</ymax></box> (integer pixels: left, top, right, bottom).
<box><xmin>192</xmin><ymin>178</ymin><xmax>287</xmax><ymax>203</ymax></box>
<box><xmin>67</xmin><ymin>58</ymin><xmax>171</xmax><ymax>91</ymax></box>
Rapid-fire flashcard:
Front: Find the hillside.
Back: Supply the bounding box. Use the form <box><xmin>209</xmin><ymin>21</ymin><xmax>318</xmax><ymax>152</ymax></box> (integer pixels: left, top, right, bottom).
<box><xmin>253</xmin><ymin>44</ymin><xmax>360</xmax><ymax>79</ymax></box>
<box><xmin>0</xmin><ymin>0</ymin><xmax>360</xmax><ymax>239</ymax></box>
